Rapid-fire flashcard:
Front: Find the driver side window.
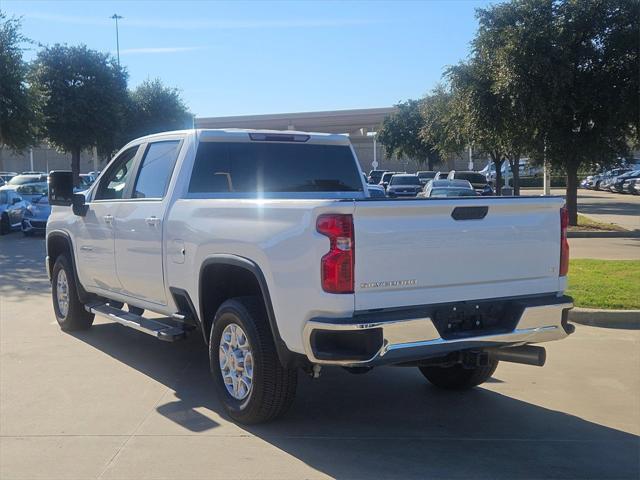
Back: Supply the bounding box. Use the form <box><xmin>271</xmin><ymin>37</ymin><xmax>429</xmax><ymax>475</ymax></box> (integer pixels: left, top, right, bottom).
<box><xmin>94</xmin><ymin>146</ymin><xmax>138</xmax><ymax>200</ymax></box>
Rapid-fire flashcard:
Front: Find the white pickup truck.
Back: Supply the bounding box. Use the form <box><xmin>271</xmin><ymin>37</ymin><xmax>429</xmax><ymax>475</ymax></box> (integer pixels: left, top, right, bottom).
<box><xmin>46</xmin><ymin>129</ymin><xmax>574</xmax><ymax>424</ymax></box>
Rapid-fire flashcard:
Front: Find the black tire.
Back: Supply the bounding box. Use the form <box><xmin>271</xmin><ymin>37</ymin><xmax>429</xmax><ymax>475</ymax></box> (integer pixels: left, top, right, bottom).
<box><xmin>0</xmin><ymin>214</ymin><xmax>10</xmax><ymax>235</ymax></box>
<box><xmin>419</xmin><ymin>358</ymin><xmax>499</xmax><ymax>390</ymax></box>
<box><xmin>209</xmin><ymin>297</ymin><xmax>297</xmax><ymax>424</ymax></box>
<box><xmin>51</xmin><ymin>254</ymin><xmax>94</xmax><ymax>331</ymax></box>
<box><xmin>595</xmin><ymin>181</ymin><xmax>601</xmax><ymax>190</ymax></box>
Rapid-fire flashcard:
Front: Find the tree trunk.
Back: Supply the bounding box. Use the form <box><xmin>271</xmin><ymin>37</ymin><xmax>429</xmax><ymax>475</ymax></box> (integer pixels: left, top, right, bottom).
<box><xmin>428</xmin><ymin>158</ymin><xmax>434</xmax><ymax>171</ymax></box>
<box><xmin>512</xmin><ymin>165</ymin><xmax>520</xmax><ymax>196</ymax></box>
<box><xmin>494</xmin><ymin>159</ymin><xmax>503</xmax><ymax>196</ymax></box>
<box><xmin>565</xmin><ymin>162</ymin><xmax>579</xmax><ymax>226</ymax></box>
<box><xmin>71</xmin><ymin>148</ymin><xmax>81</xmax><ymax>188</ymax></box>
<box><xmin>509</xmin><ymin>154</ymin><xmax>521</xmax><ymax>196</ymax></box>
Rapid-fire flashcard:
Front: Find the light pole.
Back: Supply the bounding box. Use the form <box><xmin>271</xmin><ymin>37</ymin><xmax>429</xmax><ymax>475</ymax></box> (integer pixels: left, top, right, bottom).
<box><xmin>110</xmin><ymin>14</ymin><xmax>123</xmax><ymax>66</ymax></box>
<box><xmin>367</xmin><ymin>131</ymin><xmax>378</xmax><ymax>170</ymax></box>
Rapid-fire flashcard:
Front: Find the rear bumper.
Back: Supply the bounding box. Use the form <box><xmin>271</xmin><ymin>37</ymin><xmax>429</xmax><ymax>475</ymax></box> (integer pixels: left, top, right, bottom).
<box><xmin>303</xmin><ymin>294</ymin><xmax>573</xmax><ymax>366</ymax></box>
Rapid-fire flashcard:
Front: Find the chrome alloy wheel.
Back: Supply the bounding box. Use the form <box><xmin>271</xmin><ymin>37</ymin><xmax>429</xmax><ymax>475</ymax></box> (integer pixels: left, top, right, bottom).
<box><xmin>56</xmin><ymin>269</ymin><xmax>70</xmax><ymax>317</ymax></box>
<box><xmin>219</xmin><ymin>323</ymin><xmax>254</xmax><ymax>401</ymax></box>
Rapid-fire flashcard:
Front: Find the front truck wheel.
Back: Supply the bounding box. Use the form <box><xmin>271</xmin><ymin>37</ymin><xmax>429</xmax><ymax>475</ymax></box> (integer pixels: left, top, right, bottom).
<box><xmin>209</xmin><ymin>297</ymin><xmax>297</xmax><ymax>424</ymax></box>
<box><xmin>419</xmin><ymin>358</ymin><xmax>499</xmax><ymax>390</ymax></box>
<box><xmin>51</xmin><ymin>254</ymin><xmax>94</xmax><ymax>331</ymax></box>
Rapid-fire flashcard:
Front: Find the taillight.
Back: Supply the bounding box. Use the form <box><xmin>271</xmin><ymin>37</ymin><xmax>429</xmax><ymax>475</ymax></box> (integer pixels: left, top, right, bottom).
<box><xmin>560</xmin><ymin>206</ymin><xmax>569</xmax><ymax>276</ymax></box>
<box><xmin>316</xmin><ymin>214</ymin><xmax>354</xmax><ymax>293</ymax></box>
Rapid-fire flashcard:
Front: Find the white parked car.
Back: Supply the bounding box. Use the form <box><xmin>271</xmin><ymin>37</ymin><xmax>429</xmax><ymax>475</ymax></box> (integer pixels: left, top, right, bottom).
<box><xmin>46</xmin><ymin>129</ymin><xmax>574</xmax><ymax>424</ymax></box>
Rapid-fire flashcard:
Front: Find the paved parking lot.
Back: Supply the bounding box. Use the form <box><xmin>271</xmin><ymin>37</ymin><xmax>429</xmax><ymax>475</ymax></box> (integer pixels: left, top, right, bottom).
<box><xmin>1</xmin><ymin>234</ymin><xmax>639</xmax><ymax>479</ymax></box>
<box><xmin>530</xmin><ymin>188</ymin><xmax>640</xmax><ymax>232</ymax></box>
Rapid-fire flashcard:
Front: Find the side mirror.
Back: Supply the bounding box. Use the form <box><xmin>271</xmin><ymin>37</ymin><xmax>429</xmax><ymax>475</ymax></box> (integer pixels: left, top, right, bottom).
<box><xmin>48</xmin><ymin>171</ymin><xmax>74</xmax><ymax>206</ymax></box>
<box><xmin>12</xmin><ymin>197</ymin><xmax>21</xmax><ymax>205</ymax></box>
<box><xmin>72</xmin><ymin>193</ymin><xmax>88</xmax><ymax>217</ymax></box>
<box><xmin>49</xmin><ymin>171</ymin><xmax>88</xmax><ymax>216</ymax></box>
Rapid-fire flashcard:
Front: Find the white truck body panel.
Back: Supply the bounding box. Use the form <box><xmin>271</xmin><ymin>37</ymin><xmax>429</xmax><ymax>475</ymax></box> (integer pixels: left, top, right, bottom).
<box><xmin>47</xmin><ymin>128</ymin><xmax>570</xmax><ymax>361</ymax></box>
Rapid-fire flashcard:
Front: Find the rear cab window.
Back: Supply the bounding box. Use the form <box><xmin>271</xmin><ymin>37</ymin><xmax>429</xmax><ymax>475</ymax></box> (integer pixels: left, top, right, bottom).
<box><xmin>188</xmin><ymin>139</ymin><xmax>364</xmax><ymax>197</ymax></box>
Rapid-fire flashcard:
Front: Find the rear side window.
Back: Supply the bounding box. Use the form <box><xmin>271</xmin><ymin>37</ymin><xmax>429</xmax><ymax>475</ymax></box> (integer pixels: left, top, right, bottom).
<box><xmin>188</xmin><ymin>142</ymin><xmax>363</xmax><ymax>194</ymax></box>
<box><xmin>133</xmin><ymin>141</ymin><xmax>181</xmax><ymax>199</ymax></box>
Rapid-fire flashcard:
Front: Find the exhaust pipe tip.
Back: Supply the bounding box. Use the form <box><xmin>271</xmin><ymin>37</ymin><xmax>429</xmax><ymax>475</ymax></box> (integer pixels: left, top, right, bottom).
<box><xmin>488</xmin><ymin>345</ymin><xmax>546</xmax><ymax>367</ymax></box>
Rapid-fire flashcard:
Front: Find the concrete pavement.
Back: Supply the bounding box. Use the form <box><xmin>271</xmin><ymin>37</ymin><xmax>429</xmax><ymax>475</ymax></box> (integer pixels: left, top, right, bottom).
<box><xmin>1</xmin><ymin>234</ymin><xmax>639</xmax><ymax>479</ymax></box>
<box><xmin>576</xmin><ymin>189</ymin><xmax>640</xmax><ymax>232</ymax></box>
<box><xmin>569</xmin><ymin>236</ymin><xmax>639</xmax><ymax>260</ymax></box>
<box><xmin>528</xmin><ymin>188</ymin><xmax>640</xmax><ymax>232</ymax></box>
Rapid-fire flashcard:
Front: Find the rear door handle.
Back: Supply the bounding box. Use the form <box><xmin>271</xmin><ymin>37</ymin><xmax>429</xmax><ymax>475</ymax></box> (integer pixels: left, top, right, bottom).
<box><xmin>145</xmin><ymin>216</ymin><xmax>161</xmax><ymax>226</ymax></box>
<box><xmin>103</xmin><ymin>214</ymin><xmax>114</xmax><ymax>225</ymax></box>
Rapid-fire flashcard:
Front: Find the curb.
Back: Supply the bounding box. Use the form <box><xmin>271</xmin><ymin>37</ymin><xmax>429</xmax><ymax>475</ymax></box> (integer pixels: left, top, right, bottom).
<box><xmin>569</xmin><ymin>308</ymin><xmax>640</xmax><ymax>329</ymax></box>
<box><xmin>568</xmin><ymin>230</ymin><xmax>640</xmax><ymax>238</ymax></box>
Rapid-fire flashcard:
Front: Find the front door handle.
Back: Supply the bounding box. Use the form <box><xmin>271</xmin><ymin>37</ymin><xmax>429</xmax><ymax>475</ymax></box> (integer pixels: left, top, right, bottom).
<box><xmin>145</xmin><ymin>216</ymin><xmax>161</xmax><ymax>226</ymax></box>
<box><xmin>103</xmin><ymin>214</ymin><xmax>114</xmax><ymax>225</ymax></box>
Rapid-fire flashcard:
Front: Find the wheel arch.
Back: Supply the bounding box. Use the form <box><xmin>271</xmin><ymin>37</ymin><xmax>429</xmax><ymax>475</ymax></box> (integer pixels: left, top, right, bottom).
<box><xmin>47</xmin><ymin>231</ymin><xmax>94</xmax><ymax>304</ymax></box>
<box><xmin>198</xmin><ymin>254</ymin><xmax>304</xmax><ymax>368</ymax></box>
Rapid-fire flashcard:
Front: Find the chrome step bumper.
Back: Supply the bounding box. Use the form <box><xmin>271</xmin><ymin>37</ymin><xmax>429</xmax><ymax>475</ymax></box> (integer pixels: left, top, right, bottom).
<box><xmin>303</xmin><ymin>295</ymin><xmax>574</xmax><ymax>366</ymax></box>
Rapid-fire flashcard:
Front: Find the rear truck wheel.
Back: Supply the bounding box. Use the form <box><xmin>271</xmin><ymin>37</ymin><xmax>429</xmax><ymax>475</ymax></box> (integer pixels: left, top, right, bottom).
<box><xmin>209</xmin><ymin>297</ymin><xmax>297</xmax><ymax>424</ymax></box>
<box><xmin>51</xmin><ymin>254</ymin><xmax>94</xmax><ymax>331</ymax></box>
<box><xmin>419</xmin><ymin>358</ymin><xmax>499</xmax><ymax>390</ymax></box>
<box><xmin>0</xmin><ymin>213</ymin><xmax>10</xmax><ymax>235</ymax></box>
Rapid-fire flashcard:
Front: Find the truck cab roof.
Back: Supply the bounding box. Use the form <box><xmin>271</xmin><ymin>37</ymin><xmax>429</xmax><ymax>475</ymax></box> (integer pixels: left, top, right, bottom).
<box><xmin>124</xmin><ymin>128</ymin><xmax>351</xmax><ymax>147</ymax></box>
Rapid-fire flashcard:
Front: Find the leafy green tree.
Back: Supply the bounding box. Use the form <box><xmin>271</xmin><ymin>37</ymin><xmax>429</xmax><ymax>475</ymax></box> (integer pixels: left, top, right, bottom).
<box><xmin>420</xmin><ymin>85</ymin><xmax>465</xmax><ymax>165</ymax></box>
<box><xmin>128</xmin><ymin>79</ymin><xmax>192</xmax><ymax>139</ymax></box>
<box><xmin>473</xmin><ymin>0</ymin><xmax>639</xmax><ymax>223</ymax></box>
<box><xmin>30</xmin><ymin>44</ymin><xmax>128</xmax><ymax>185</ymax></box>
<box><xmin>447</xmin><ymin>60</ymin><xmax>509</xmax><ymax>195</ymax></box>
<box><xmin>378</xmin><ymin>99</ymin><xmax>440</xmax><ymax>170</ymax></box>
<box><xmin>0</xmin><ymin>12</ymin><xmax>39</xmax><ymax>156</ymax></box>
<box><xmin>98</xmin><ymin>79</ymin><xmax>192</xmax><ymax>159</ymax></box>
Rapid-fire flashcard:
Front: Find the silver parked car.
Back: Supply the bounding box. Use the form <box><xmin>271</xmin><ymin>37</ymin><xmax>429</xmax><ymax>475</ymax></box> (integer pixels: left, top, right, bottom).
<box><xmin>418</xmin><ymin>179</ymin><xmax>477</xmax><ymax>198</ymax></box>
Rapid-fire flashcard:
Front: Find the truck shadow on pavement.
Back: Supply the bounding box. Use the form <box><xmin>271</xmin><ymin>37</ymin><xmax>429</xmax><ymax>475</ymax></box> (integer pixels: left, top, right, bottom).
<box><xmin>0</xmin><ymin>235</ymin><xmax>50</xmax><ymax>299</ymax></box>
<box><xmin>72</xmin><ymin>323</ymin><xmax>639</xmax><ymax>480</ymax></box>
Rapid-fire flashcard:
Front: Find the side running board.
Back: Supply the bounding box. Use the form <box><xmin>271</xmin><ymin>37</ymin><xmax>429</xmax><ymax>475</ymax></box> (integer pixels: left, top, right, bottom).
<box><xmin>86</xmin><ymin>303</ymin><xmax>194</xmax><ymax>342</ymax></box>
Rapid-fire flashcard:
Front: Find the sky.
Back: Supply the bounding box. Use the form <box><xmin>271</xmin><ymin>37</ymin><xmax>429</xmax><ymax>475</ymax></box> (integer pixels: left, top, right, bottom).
<box><xmin>3</xmin><ymin>0</ymin><xmax>494</xmax><ymax>118</ymax></box>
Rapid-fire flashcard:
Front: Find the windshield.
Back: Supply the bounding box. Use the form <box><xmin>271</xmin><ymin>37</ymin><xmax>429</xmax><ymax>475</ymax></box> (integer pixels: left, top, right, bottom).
<box><xmin>430</xmin><ymin>188</ymin><xmax>477</xmax><ymax>197</ymax></box>
<box><xmin>17</xmin><ymin>182</ymin><xmax>48</xmax><ymax>196</ymax></box>
<box><xmin>189</xmin><ymin>142</ymin><xmax>363</xmax><ymax>193</ymax></box>
<box><xmin>454</xmin><ymin>172</ymin><xmax>486</xmax><ymax>184</ymax></box>
<box><xmin>8</xmin><ymin>175</ymin><xmax>46</xmax><ymax>186</ymax></box>
<box><xmin>390</xmin><ymin>175</ymin><xmax>421</xmax><ymax>186</ymax></box>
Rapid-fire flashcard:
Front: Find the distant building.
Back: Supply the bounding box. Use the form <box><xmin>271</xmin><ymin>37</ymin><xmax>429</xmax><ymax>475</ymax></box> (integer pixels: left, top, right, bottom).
<box><xmin>196</xmin><ymin>108</ymin><xmax>478</xmax><ymax>173</ymax></box>
<box><xmin>0</xmin><ymin>146</ymin><xmax>99</xmax><ymax>174</ymax></box>
<box><xmin>1</xmin><ymin>107</ymin><xmax>488</xmax><ymax>175</ymax></box>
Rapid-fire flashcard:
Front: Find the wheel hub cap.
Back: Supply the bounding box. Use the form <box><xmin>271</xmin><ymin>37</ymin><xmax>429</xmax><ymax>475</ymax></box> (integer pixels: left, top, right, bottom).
<box><xmin>219</xmin><ymin>323</ymin><xmax>253</xmax><ymax>400</ymax></box>
<box><xmin>56</xmin><ymin>269</ymin><xmax>69</xmax><ymax>317</ymax></box>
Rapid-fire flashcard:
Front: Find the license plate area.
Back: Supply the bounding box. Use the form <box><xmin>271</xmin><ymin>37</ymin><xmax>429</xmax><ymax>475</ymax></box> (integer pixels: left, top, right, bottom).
<box><xmin>431</xmin><ymin>300</ymin><xmax>523</xmax><ymax>340</ymax></box>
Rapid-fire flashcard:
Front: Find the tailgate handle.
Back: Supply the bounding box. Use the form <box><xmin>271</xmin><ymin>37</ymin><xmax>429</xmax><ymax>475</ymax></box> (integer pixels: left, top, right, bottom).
<box><xmin>451</xmin><ymin>206</ymin><xmax>488</xmax><ymax>221</ymax></box>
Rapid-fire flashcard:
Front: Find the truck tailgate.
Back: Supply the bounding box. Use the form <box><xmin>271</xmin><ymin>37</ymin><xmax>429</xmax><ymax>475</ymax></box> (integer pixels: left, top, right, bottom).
<box><xmin>353</xmin><ymin>197</ymin><xmax>565</xmax><ymax>311</ymax></box>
